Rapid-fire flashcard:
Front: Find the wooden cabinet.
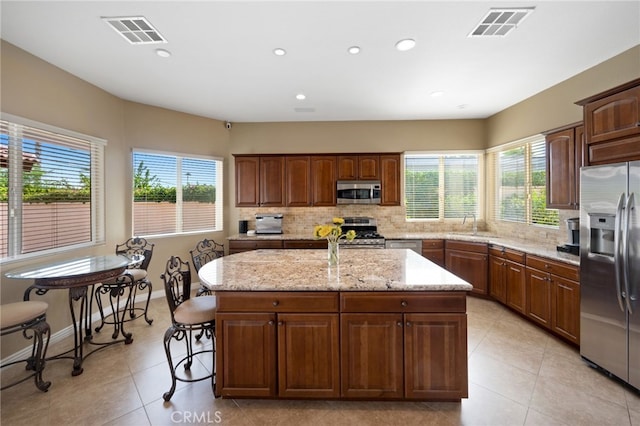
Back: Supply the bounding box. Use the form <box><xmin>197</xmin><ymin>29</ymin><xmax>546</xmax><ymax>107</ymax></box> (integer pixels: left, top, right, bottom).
<box><xmin>283</xmin><ymin>240</ymin><xmax>327</xmax><ymax>249</ymax></box>
<box><xmin>545</xmin><ymin>123</ymin><xmax>584</xmax><ymax>210</ymax></box>
<box><xmin>310</xmin><ymin>155</ymin><xmax>336</xmax><ymax>206</ymax></box>
<box><xmin>576</xmin><ymin>78</ymin><xmax>640</xmax><ymax>165</ymax></box>
<box><xmin>260</xmin><ymin>156</ymin><xmax>285</xmax><ymax>206</ymax></box>
<box><xmin>337</xmin><ymin>155</ymin><xmax>359</xmax><ymax>180</ymax></box>
<box><xmin>489</xmin><ymin>245</ymin><xmax>526</xmax><ymax>314</ymax></box>
<box><xmin>525</xmin><ymin>255</ymin><xmax>580</xmax><ymax>345</ymax></box>
<box><xmin>445</xmin><ymin>240</ymin><xmax>488</xmax><ymax>296</ymax></box>
<box><xmin>216</xmin><ymin>292</ymin><xmax>340</xmax><ymax>398</ymax></box>
<box><xmin>235</xmin><ymin>156</ymin><xmax>260</xmax><ymax>207</ymax></box>
<box><xmin>338</xmin><ymin>154</ymin><xmax>380</xmax><ymax>180</ymax></box>
<box><xmin>234</xmin><ymin>155</ymin><xmax>285</xmax><ymax>207</ymax></box>
<box><xmin>285</xmin><ymin>156</ymin><xmax>311</xmax><ymax>206</ymax></box>
<box><xmin>340</xmin><ymin>292</ymin><xmax>468</xmax><ymax>400</ymax></box>
<box><xmin>228</xmin><ymin>240</ymin><xmax>283</xmax><ymax>254</ymax></box>
<box><xmin>422</xmin><ymin>239</ymin><xmax>445</xmax><ymax>267</ymax></box>
<box><xmin>380</xmin><ymin>154</ymin><xmax>401</xmax><ymax>206</ymax></box>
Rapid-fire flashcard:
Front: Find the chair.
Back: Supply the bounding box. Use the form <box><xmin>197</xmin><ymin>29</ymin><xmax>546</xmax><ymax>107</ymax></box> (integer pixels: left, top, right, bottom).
<box><xmin>94</xmin><ymin>237</ymin><xmax>154</xmax><ymax>337</ymax></box>
<box><xmin>1</xmin><ymin>301</ymin><xmax>51</xmax><ymax>392</ymax></box>
<box><xmin>161</xmin><ymin>256</ymin><xmax>216</xmax><ymax>401</ymax></box>
<box><xmin>189</xmin><ymin>238</ymin><xmax>224</xmax><ymax>296</ymax></box>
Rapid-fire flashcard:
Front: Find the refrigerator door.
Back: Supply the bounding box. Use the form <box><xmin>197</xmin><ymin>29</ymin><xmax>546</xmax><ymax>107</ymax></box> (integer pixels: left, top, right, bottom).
<box><xmin>628</xmin><ymin>161</ymin><xmax>640</xmax><ymax>389</ymax></box>
<box><xmin>580</xmin><ymin>163</ymin><xmax>628</xmax><ymax>382</ymax></box>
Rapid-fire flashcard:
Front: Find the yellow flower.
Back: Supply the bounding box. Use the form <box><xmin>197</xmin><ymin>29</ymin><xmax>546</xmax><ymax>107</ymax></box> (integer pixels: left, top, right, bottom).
<box><xmin>313</xmin><ymin>218</ymin><xmax>356</xmax><ymax>243</ymax></box>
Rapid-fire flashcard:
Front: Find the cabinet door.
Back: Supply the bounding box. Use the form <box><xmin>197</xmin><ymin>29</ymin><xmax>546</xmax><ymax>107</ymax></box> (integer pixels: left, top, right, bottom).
<box><xmin>311</xmin><ymin>156</ymin><xmax>337</xmax><ymax>206</ymax></box>
<box><xmin>505</xmin><ymin>260</ymin><xmax>526</xmax><ymax>314</ymax></box>
<box><xmin>235</xmin><ymin>156</ymin><xmax>259</xmax><ymax>207</ymax></box>
<box><xmin>546</xmin><ymin>128</ymin><xmax>577</xmax><ymax>209</ymax></box>
<box><xmin>260</xmin><ymin>156</ymin><xmax>285</xmax><ymax>206</ymax></box>
<box><xmin>404</xmin><ymin>313</ymin><xmax>468</xmax><ymax>400</ymax></box>
<box><xmin>575</xmin><ymin>125</ymin><xmax>585</xmax><ymax>202</ymax></box>
<box><xmin>445</xmin><ymin>249</ymin><xmax>488</xmax><ymax>295</ymax></box>
<box><xmin>285</xmin><ymin>156</ymin><xmax>311</xmax><ymax>207</ymax></box>
<box><xmin>216</xmin><ymin>312</ymin><xmax>277</xmax><ymax>397</ymax></box>
<box><xmin>278</xmin><ymin>313</ymin><xmax>340</xmax><ymax>398</ymax></box>
<box><xmin>585</xmin><ymin>85</ymin><xmax>640</xmax><ymax>145</ymax></box>
<box><xmin>489</xmin><ymin>256</ymin><xmax>506</xmax><ymax>303</ymax></box>
<box><xmin>337</xmin><ymin>155</ymin><xmax>358</xmax><ymax>180</ymax></box>
<box><xmin>358</xmin><ymin>155</ymin><xmax>379</xmax><ymax>180</ymax></box>
<box><xmin>525</xmin><ymin>268</ymin><xmax>552</xmax><ymax>328</ymax></box>
<box><xmin>341</xmin><ymin>313</ymin><xmax>404</xmax><ymax>399</ymax></box>
<box><xmin>551</xmin><ymin>276</ymin><xmax>580</xmax><ymax>345</ymax></box>
<box><xmin>380</xmin><ymin>154</ymin><xmax>401</xmax><ymax>206</ymax></box>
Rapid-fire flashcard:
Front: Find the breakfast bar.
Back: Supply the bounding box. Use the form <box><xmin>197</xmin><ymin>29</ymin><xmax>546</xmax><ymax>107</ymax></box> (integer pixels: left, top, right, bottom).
<box><xmin>198</xmin><ymin>248</ymin><xmax>473</xmax><ymax>401</ymax></box>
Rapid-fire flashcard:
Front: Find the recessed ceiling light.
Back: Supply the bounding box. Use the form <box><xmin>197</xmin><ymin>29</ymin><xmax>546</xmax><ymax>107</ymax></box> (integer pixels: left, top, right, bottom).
<box><xmin>273</xmin><ymin>48</ymin><xmax>287</xmax><ymax>56</ymax></box>
<box><xmin>395</xmin><ymin>38</ymin><xmax>416</xmax><ymax>51</ymax></box>
<box><xmin>155</xmin><ymin>48</ymin><xmax>171</xmax><ymax>58</ymax></box>
<box><xmin>430</xmin><ymin>91</ymin><xmax>444</xmax><ymax>98</ymax></box>
<box><xmin>296</xmin><ymin>94</ymin><xmax>306</xmax><ymax>100</ymax></box>
<box><xmin>348</xmin><ymin>46</ymin><xmax>361</xmax><ymax>55</ymax></box>
<box><xmin>457</xmin><ymin>104</ymin><xmax>468</xmax><ymax>109</ymax></box>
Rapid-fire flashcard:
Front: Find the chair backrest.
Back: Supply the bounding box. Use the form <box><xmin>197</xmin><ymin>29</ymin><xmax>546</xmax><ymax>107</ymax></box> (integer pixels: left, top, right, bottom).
<box><xmin>160</xmin><ymin>256</ymin><xmax>192</xmax><ymax>321</ymax></box>
<box><xmin>115</xmin><ymin>237</ymin><xmax>154</xmax><ymax>270</ymax></box>
<box><xmin>189</xmin><ymin>239</ymin><xmax>224</xmax><ymax>272</ymax></box>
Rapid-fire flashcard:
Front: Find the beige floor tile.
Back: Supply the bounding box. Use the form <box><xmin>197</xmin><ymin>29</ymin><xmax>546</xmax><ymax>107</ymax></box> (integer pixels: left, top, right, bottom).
<box><xmin>631</xmin><ymin>409</ymin><xmax>640</xmax><ymax>426</ymax></box>
<box><xmin>474</xmin><ymin>330</ymin><xmax>546</xmax><ymax>375</ymax></box>
<box><xmin>103</xmin><ymin>407</ymin><xmax>151</xmax><ymax>426</ymax></box>
<box><xmin>469</xmin><ymin>351</ymin><xmax>538</xmax><ymax>405</ymax></box>
<box><xmin>626</xmin><ymin>389</ymin><xmax>640</xmax><ymax>412</ymax></box>
<box><xmin>523</xmin><ymin>407</ymin><xmax>569</xmax><ymax>426</ymax></box>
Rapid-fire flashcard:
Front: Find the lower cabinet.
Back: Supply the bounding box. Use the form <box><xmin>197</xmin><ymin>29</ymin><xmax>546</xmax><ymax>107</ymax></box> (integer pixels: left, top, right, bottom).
<box><xmin>445</xmin><ymin>241</ymin><xmax>488</xmax><ymax>296</ymax></box>
<box><xmin>216</xmin><ymin>291</ymin><xmax>468</xmax><ymax>400</ymax></box>
<box><xmin>422</xmin><ymin>239</ymin><xmax>445</xmax><ymax>267</ymax></box>
<box><xmin>488</xmin><ymin>245</ymin><xmax>526</xmax><ymax>314</ymax></box>
<box><xmin>228</xmin><ymin>240</ymin><xmax>284</xmax><ymax>254</ymax></box>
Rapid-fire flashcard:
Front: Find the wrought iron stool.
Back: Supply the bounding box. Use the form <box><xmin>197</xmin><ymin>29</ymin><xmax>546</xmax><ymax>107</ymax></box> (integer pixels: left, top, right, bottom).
<box><xmin>190</xmin><ymin>238</ymin><xmax>224</xmax><ymax>297</ymax></box>
<box><xmin>161</xmin><ymin>256</ymin><xmax>216</xmax><ymax>401</ymax></box>
<box><xmin>0</xmin><ymin>301</ymin><xmax>51</xmax><ymax>392</ymax></box>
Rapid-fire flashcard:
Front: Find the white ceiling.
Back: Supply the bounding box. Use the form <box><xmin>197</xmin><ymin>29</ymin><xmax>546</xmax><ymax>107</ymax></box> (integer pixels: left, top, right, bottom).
<box><xmin>1</xmin><ymin>1</ymin><xmax>639</xmax><ymax>123</ymax></box>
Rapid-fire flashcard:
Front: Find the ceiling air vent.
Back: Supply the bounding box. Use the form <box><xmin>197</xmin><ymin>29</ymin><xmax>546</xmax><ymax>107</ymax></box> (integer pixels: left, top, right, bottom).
<box><xmin>469</xmin><ymin>7</ymin><xmax>534</xmax><ymax>37</ymax></box>
<box><xmin>102</xmin><ymin>16</ymin><xmax>167</xmax><ymax>44</ymax></box>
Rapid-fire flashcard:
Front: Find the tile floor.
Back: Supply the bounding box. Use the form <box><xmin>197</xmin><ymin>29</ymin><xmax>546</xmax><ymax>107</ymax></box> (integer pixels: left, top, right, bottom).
<box><xmin>1</xmin><ymin>295</ymin><xmax>639</xmax><ymax>426</ymax></box>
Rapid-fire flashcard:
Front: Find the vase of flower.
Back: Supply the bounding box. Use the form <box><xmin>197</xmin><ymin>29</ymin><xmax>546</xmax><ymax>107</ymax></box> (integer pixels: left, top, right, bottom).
<box><xmin>328</xmin><ymin>241</ymin><xmax>339</xmax><ymax>266</ymax></box>
<box><xmin>313</xmin><ymin>217</ymin><xmax>356</xmax><ymax>267</ymax></box>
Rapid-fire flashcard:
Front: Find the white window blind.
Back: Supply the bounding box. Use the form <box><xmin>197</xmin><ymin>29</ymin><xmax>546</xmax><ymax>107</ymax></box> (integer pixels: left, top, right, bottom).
<box><xmin>1</xmin><ymin>115</ymin><xmax>106</xmax><ymax>261</ymax></box>
<box><xmin>132</xmin><ymin>150</ymin><xmax>223</xmax><ymax>236</ymax></box>
<box><xmin>405</xmin><ymin>153</ymin><xmax>480</xmax><ymax>220</ymax></box>
<box><xmin>491</xmin><ymin>136</ymin><xmax>559</xmax><ymax>226</ymax></box>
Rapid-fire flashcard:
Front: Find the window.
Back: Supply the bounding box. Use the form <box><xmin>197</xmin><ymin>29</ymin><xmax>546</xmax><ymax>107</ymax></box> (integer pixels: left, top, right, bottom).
<box><xmin>405</xmin><ymin>153</ymin><xmax>482</xmax><ymax>220</ymax></box>
<box><xmin>132</xmin><ymin>150</ymin><xmax>223</xmax><ymax>236</ymax></box>
<box><xmin>1</xmin><ymin>114</ymin><xmax>106</xmax><ymax>261</ymax></box>
<box><xmin>490</xmin><ymin>136</ymin><xmax>559</xmax><ymax>226</ymax></box>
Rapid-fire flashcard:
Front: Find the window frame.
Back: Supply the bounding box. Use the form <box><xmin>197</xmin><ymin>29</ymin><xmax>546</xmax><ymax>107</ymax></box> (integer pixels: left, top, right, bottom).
<box><xmin>404</xmin><ymin>151</ymin><xmax>484</xmax><ymax>222</ymax></box>
<box><xmin>1</xmin><ymin>113</ymin><xmax>106</xmax><ymax>263</ymax></box>
<box><xmin>131</xmin><ymin>148</ymin><xmax>223</xmax><ymax>238</ymax></box>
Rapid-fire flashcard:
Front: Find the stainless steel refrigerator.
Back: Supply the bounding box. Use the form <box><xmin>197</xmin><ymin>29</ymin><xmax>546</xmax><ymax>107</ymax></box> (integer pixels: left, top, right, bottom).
<box><xmin>580</xmin><ymin>160</ymin><xmax>639</xmax><ymax>391</ymax></box>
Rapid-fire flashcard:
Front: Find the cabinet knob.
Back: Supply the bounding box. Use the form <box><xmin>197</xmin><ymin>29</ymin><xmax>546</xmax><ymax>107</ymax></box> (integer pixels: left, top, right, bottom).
<box><xmin>401</xmin><ymin>301</ymin><xmax>408</xmax><ymax>307</ymax></box>
<box><xmin>544</xmin><ymin>264</ymin><xmax>551</xmax><ymax>269</ymax></box>
<box><xmin>272</xmin><ymin>300</ymin><xmax>279</xmax><ymax>306</ymax></box>
<box><xmin>397</xmin><ymin>321</ymin><xmax>403</xmax><ymax>327</ymax></box>
<box><xmin>268</xmin><ymin>320</ymin><xmax>274</xmax><ymax>326</ymax></box>
<box><xmin>406</xmin><ymin>321</ymin><xmax>412</xmax><ymax>327</ymax></box>
<box><xmin>277</xmin><ymin>321</ymin><xmax>284</xmax><ymax>326</ymax></box>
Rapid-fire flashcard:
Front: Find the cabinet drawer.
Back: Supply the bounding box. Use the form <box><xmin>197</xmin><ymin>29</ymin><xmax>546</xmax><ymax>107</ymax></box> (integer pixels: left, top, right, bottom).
<box><xmin>340</xmin><ymin>292</ymin><xmax>466</xmax><ymax>313</ymax></box>
<box><xmin>445</xmin><ymin>240</ymin><xmax>488</xmax><ymax>254</ymax></box>
<box><xmin>217</xmin><ymin>292</ymin><xmax>339</xmax><ymax>312</ymax></box>
<box><xmin>422</xmin><ymin>239</ymin><xmax>444</xmax><ymax>249</ymax></box>
<box><xmin>526</xmin><ymin>255</ymin><xmax>579</xmax><ymax>281</ymax></box>
<box><xmin>489</xmin><ymin>245</ymin><xmax>526</xmax><ymax>264</ymax></box>
<box><xmin>283</xmin><ymin>240</ymin><xmax>327</xmax><ymax>249</ymax></box>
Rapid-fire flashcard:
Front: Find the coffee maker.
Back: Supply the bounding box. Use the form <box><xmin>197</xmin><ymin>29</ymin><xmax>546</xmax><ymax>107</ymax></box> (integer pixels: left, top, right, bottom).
<box><xmin>556</xmin><ymin>217</ymin><xmax>580</xmax><ymax>255</ymax></box>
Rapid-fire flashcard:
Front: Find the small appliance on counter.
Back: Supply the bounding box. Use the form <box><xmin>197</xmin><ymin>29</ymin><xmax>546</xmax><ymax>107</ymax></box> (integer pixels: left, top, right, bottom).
<box><xmin>255</xmin><ymin>213</ymin><xmax>283</xmax><ymax>234</ymax></box>
<box><xmin>238</xmin><ymin>220</ymin><xmax>248</xmax><ymax>234</ymax></box>
<box><xmin>556</xmin><ymin>217</ymin><xmax>580</xmax><ymax>255</ymax></box>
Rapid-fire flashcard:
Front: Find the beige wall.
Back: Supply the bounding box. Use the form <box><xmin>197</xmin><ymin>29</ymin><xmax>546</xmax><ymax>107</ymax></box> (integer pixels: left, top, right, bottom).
<box><xmin>1</xmin><ymin>38</ymin><xmax>639</xmax><ymax>357</ymax></box>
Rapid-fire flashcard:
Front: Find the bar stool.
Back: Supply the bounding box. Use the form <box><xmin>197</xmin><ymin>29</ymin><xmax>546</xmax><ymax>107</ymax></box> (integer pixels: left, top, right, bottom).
<box><xmin>0</xmin><ymin>301</ymin><xmax>51</xmax><ymax>392</ymax></box>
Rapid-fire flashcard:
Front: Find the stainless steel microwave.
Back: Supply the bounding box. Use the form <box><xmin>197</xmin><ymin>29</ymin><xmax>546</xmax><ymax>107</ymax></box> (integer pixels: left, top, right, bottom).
<box><xmin>336</xmin><ymin>180</ymin><xmax>381</xmax><ymax>204</ymax></box>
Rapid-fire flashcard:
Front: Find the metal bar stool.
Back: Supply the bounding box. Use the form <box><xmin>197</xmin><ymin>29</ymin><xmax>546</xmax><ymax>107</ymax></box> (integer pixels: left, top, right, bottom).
<box><xmin>1</xmin><ymin>301</ymin><xmax>51</xmax><ymax>392</ymax></box>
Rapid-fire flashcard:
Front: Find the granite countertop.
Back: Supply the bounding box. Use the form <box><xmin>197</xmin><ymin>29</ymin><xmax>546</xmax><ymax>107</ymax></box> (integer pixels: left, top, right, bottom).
<box><xmin>227</xmin><ymin>232</ymin><xmax>580</xmax><ymax>266</ymax></box>
<box><xmin>198</xmin><ymin>248</ymin><xmax>473</xmax><ymax>292</ymax></box>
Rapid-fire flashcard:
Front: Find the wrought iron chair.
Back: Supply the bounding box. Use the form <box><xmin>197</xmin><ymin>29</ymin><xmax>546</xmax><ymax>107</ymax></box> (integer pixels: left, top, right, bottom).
<box><xmin>161</xmin><ymin>256</ymin><xmax>216</xmax><ymax>401</ymax></box>
<box><xmin>94</xmin><ymin>237</ymin><xmax>154</xmax><ymax>338</ymax></box>
<box><xmin>1</xmin><ymin>301</ymin><xmax>51</xmax><ymax>392</ymax></box>
<box><xmin>189</xmin><ymin>238</ymin><xmax>224</xmax><ymax>296</ymax></box>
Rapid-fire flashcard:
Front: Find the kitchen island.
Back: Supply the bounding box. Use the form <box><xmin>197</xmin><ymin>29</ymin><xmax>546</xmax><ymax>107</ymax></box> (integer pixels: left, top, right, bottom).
<box><xmin>198</xmin><ymin>248</ymin><xmax>473</xmax><ymax>401</ymax></box>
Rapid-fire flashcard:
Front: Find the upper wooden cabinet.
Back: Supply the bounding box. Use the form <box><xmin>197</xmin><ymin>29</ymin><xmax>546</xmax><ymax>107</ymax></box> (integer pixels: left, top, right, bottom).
<box><xmin>235</xmin><ymin>156</ymin><xmax>260</xmax><ymax>207</ymax></box>
<box><xmin>285</xmin><ymin>156</ymin><xmax>311</xmax><ymax>207</ymax></box>
<box><xmin>380</xmin><ymin>154</ymin><xmax>401</xmax><ymax>206</ymax></box>
<box><xmin>545</xmin><ymin>123</ymin><xmax>584</xmax><ymax>210</ymax></box>
<box><xmin>310</xmin><ymin>156</ymin><xmax>337</xmax><ymax>206</ymax></box>
<box><xmin>260</xmin><ymin>156</ymin><xmax>286</xmax><ymax>207</ymax></box>
<box><xmin>337</xmin><ymin>155</ymin><xmax>380</xmax><ymax>180</ymax></box>
<box><xmin>576</xmin><ymin>78</ymin><xmax>640</xmax><ymax>165</ymax></box>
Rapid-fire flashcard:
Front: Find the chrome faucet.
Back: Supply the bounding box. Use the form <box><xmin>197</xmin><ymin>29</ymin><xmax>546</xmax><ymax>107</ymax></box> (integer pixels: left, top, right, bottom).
<box><xmin>463</xmin><ymin>213</ymin><xmax>477</xmax><ymax>235</ymax></box>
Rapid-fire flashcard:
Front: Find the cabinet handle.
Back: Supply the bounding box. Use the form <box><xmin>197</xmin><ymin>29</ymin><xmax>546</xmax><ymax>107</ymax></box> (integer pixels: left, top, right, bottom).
<box><xmin>268</xmin><ymin>320</ymin><xmax>274</xmax><ymax>326</ymax></box>
<box><xmin>406</xmin><ymin>321</ymin><xmax>412</xmax><ymax>327</ymax></box>
<box><xmin>397</xmin><ymin>321</ymin><xmax>403</xmax><ymax>327</ymax></box>
<box><xmin>277</xmin><ymin>321</ymin><xmax>283</xmax><ymax>326</ymax></box>
<box><xmin>544</xmin><ymin>264</ymin><xmax>551</xmax><ymax>269</ymax></box>
<box><xmin>272</xmin><ymin>300</ymin><xmax>279</xmax><ymax>306</ymax></box>
<box><xmin>401</xmin><ymin>301</ymin><xmax>408</xmax><ymax>307</ymax></box>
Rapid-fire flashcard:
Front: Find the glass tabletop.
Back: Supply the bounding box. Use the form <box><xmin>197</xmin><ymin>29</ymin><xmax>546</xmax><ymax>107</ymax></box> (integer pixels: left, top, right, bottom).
<box><xmin>4</xmin><ymin>254</ymin><xmax>140</xmax><ymax>280</ymax></box>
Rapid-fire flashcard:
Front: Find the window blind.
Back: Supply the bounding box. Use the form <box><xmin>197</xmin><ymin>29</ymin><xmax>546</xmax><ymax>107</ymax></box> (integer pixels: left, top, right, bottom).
<box><xmin>1</xmin><ymin>117</ymin><xmax>105</xmax><ymax>260</ymax></box>
<box><xmin>132</xmin><ymin>150</ymin><xmax>223</xmax><ymax>236</ymax></box>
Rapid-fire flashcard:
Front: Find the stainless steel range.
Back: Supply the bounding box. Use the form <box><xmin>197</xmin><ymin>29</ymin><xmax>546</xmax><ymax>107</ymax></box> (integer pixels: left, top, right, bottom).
<box><xmin>340</xmin><ymin>217</ymin><xmax>385</xmax><ymax>248</ymax></box>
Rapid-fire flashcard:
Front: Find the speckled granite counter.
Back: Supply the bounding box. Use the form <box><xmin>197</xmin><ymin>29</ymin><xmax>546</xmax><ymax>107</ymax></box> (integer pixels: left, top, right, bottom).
<box><xmin>198</xmin><ymin>248</ymin><xmax>473</xmax><ymax>292</ymax></box>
